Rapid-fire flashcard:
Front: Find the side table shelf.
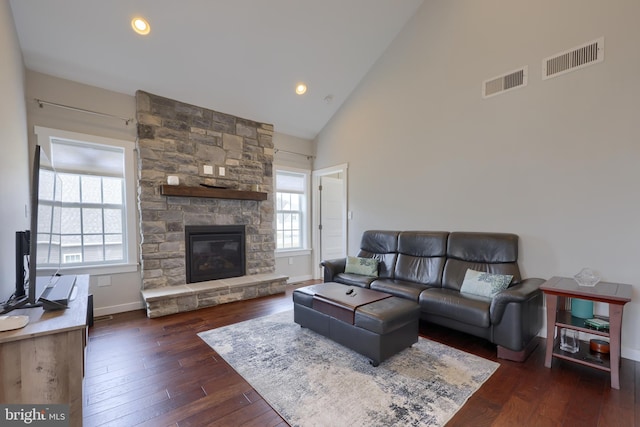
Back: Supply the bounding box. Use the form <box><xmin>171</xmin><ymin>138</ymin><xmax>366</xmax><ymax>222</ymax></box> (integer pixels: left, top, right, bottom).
<box><xmin>555</xmin><ymin>310</ymin><xmax>610</xmax><ymax>337</ymax></box>
<box><xmin>551</xmin><ymin>339</ymin><xmax>611</xmax><ymax>372</ymax></box>
<box><xmin>552</xmin><ymin>310</ymin><xmax>612</xmax><ymax>371</ymax></box>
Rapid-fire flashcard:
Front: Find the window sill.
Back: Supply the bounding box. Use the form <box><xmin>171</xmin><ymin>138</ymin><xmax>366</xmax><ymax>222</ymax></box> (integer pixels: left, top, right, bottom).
<box><xmin>59</xmin><ymin>262</ymin><xmax>139</xmax><ymax>276</ymax></box>
<box><xmin>276</xmin><ymin>249</ymin><xmax>312</xmax><ymax>258</ymax></box>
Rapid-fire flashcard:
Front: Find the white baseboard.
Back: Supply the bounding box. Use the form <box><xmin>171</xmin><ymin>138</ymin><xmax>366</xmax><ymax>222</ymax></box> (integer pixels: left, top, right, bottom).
<box><xmin>621</xmin><ymin>346</ymin><xmax>640</xmax><ymax>362</ymax></box>
<box><xmin>93</xmin><ymin>301</ymin><xmax>145</xmax><ymax>317</ymax></box>
<box><xmin>287</xmin><ymin>275</ymin><xmax>313</xmax><ymax>284</ymax></box>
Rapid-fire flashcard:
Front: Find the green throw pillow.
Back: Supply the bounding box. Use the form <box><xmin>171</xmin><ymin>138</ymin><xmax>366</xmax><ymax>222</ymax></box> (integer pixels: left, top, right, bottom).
<box><xmin>460</xmin><ymin>269</ymin><xmax>513</xmax><ymax>298</ymax></box>
<box><xmin>344</xmin><ymin>256</ymin><xmax>379</xmax><ymax>276</ymax></box>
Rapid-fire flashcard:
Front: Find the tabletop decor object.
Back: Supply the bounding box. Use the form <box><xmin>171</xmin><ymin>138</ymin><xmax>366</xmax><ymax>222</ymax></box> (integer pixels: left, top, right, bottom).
<box><xmin>571</xmin><ymin>298</ymin><xmax>594</xmax><ymax>319</ymax></box>
<box><xmin>571</xmin><ymin>268</ymin><xmax>599</xmax><ymax>318</ymax></box>
<box><xmin>573</xmin><ymin>268</ymin><xmax>600</xmax><ymax>287</ymax></box>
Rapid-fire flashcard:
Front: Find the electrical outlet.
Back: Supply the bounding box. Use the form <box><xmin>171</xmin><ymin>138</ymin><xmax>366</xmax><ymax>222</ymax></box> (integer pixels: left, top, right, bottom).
<box><xmin>218</xmin><ymin>166</ymin><xmax>226</xmax><ymax>177</ymax></box>
<box><xmin>97</xmin><ymin>276</ymin><xmax>112</xmax><ymax>287</ymax></box>
<box><xmin>288</xmin><ymin>257</ymin><xmax>294</xmax><ymax>265</ymax></box>
<box><xmin>203</xmin><ymin>165</ymin><xmax>213</xmax><ymax>175</ymax></box>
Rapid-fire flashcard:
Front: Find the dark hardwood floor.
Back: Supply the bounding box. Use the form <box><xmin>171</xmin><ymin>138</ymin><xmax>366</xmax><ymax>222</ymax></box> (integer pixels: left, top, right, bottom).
<box><xmin>84</xmin><ymin>281</ymin><xmax>638</xmax><ymax>426</ymax></box>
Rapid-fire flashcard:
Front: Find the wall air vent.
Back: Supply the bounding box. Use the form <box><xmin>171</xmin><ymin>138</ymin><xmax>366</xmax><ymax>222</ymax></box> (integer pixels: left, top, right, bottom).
<box><xmin>482</xmin><ymin>66</ymin><xmax>528</xmax><ymax>99</ymax></box>
<box><xmin>543</xmin><ymin>37</ymin><xmax>604</xmax><ymax>80</ymax></box>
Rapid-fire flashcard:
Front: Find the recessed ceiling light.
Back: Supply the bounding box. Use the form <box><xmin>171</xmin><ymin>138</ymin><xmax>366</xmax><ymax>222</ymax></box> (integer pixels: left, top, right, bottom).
<box><xmin>295</xmin><ymin>83</ymin><xmax>307</xmax><ymax>95</ymax></box>
<box><xmin>131</xmin><ymin>17</ymin><xmax>150</xmax><ymax>35</ymax></box>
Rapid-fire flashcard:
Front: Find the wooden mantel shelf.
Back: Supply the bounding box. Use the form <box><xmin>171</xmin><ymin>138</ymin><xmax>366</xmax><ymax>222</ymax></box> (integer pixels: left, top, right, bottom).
<box><xmin>160</xmin><ymin>185</ymin><xmax>268</xmax><ymax>201</ymax></box>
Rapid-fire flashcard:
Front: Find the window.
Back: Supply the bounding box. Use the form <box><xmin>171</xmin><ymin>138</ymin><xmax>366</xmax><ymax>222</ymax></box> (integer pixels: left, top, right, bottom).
<box><xmin>275</xmin><ymin>168</ymin><xmax>309</xmax><ymax>251</ymax></box>
<box><xmin>57</xmin><ymin>171</ymin><xmax>125</xmax><ymax>264</ymax></box>
<box><xmin>64</xmin><ymin>254</ymin><xmax>82</xmax><ymax>263</ymax></box>
<box><xmin>34</xmin><ymin>127</ymin><xmax>137</xmax><ymax>273</ymax></box>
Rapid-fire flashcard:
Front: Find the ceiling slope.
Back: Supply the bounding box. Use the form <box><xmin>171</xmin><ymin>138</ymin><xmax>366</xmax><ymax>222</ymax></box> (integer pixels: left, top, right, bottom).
<box><xmin>10</xmin><ymin>0</ymin><xmax>423</xmax><ymax>139</ymax></box>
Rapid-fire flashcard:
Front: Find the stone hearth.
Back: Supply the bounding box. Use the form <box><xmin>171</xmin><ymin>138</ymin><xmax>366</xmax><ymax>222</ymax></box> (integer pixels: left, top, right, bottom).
<box><xmin>136</xmin><ymin>91</ymin><xmax>287</xmax><ymax>317</ymax></box>
<box><xmin>141</xmin><ymin>273</ymin><xmax>286</xmax><ymax>318</ymax></box>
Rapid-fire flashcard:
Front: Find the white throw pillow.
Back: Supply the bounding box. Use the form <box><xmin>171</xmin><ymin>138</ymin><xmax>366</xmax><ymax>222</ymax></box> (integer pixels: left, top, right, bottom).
<box><xmin>460</xmin><ymin>269</ymin><xmax>513</xmax><ymax>298</ymax></box>
<box><xmin>344</xmin><ymin>256</ymin><xmax>379</xmax><ymax>276</ymax></box>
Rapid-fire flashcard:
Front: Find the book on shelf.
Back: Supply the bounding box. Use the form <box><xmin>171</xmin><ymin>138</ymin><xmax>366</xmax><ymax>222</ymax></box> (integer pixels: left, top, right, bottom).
<box><xmin>584</xmin><ymin>318</ymin><xmax>609</xmax><ymax>331</ymax></box>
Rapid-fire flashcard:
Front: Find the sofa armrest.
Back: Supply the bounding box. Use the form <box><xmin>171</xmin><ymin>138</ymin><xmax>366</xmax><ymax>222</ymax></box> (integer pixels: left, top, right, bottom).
<box><xmin>321</xmin><ymin>258</ymin><xmax>347</xmax><ymax>282</ymax></box>
<box><xmin>490</xmin><ymin>277</ymin><xmax>545</xmax><ymax>323</ymax></box>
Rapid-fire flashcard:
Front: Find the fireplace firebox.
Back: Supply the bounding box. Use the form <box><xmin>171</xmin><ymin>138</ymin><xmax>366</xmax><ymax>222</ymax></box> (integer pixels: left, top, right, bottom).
<box><xmin>185</xmin><ymin>225</ymin><xmax>246</xmax><ymax>283</ymax></box>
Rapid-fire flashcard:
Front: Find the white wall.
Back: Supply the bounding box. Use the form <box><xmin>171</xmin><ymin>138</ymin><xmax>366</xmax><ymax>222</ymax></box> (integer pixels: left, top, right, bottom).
<box><xmin>25</xmin><ymin>71</ymin><xmax>143</xmax><ymax>316</ymax></box>
<box><xmin>273</xmin><ymin>132</ymin><xmax>315</xmax><ymax>283</ymax></box>
<box><xmin>0</xmin><ymin>0</ymin><xmax>29</xmax><ymax>302</ymax></box>
<box><xmin>314</xmin><ymin>0</ymin><xmax>640</xmax><ymax>360</ymax></box>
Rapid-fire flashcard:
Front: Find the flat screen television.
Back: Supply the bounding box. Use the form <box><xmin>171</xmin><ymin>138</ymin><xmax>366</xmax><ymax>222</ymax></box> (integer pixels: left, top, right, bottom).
<box><xmin>2</xmin><ymin>145</ymin><xmax>65</xmax><ymax>313</ymax></box>
<box><xmin>29</xmin><ymin>144</ymin><xmax>66</xmax><ymax>304</ymax></box>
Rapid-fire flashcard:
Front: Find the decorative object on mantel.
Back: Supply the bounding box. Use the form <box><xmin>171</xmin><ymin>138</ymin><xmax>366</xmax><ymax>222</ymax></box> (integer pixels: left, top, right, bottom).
<box><xmin>200</xmin><ymin>183</ymin><xmax>228</xmax><ymax>189</ymax></box>
<box><xmin>573</xmin><ymin>268</ymin><xmax>600</xmax><ymax>287</ymax></box>
<box><xmin>160</xmin><ymin>184</ymin><xmax>267</xmax><ymax>201</ymax></box>
<box><xmin>167</xmin><ymin>175</ymin><xmax>179</xmax><ymax>186</ymax></box>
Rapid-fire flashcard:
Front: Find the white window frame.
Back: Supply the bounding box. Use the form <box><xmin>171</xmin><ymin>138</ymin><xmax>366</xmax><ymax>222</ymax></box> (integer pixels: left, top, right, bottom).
<box><xmin>34</xmin><ymin>126</ymin><xmax>138</xmax><ymax>275</ymax></box>
<box><xmin>274</xmin><ymin>166</ymin><xmax>311</xmax><ymax>256</ymax></box>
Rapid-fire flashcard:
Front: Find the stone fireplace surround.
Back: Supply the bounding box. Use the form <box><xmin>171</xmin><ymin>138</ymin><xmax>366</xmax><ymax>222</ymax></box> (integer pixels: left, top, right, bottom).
<box><xmin>136</xmin><ymin>91</ymin><xmax>287</xmax><ymax>317</ymax></box>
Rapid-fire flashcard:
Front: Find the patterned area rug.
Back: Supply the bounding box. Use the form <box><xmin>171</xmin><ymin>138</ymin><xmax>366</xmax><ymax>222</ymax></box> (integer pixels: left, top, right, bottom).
<box><xmin>198</xmin><ymin>310</ymin><xmax>498</xmax><ymax>427</ymax></box>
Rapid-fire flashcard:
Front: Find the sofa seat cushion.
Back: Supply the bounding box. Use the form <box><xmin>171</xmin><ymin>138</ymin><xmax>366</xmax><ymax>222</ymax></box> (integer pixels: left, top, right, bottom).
<box><xmin>419</xmin><ymin>288</ymin><xmax>491</xmax><ymax>327</ymax></box>
<box><xmin>370</xmin><ymin>279</ymin><xmax>429</xmax><ymax>301</ymax></box>
<box><xmin>334</xmin><ymin>272</ymin><xmax>376</xmax><ymax>288</ymax></box>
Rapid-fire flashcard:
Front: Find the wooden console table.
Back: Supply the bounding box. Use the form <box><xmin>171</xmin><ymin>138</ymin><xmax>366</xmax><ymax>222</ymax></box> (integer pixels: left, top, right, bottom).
<box><xmin>540</xmin><ymin>276</ymin><xmax>632</xmax><ymax>389</ymax></box>
<box><xmin>0</xmin><ymin>275</ymin><xmax>89</xmax><ymax>426</ymax></box>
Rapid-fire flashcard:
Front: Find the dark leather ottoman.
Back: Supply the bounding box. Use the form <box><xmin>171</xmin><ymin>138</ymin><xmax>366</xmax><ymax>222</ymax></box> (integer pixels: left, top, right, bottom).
<box><xmin>293</xmin><ymin>282</ymin><xmax>420</xmax><ymax>366</ymax></box>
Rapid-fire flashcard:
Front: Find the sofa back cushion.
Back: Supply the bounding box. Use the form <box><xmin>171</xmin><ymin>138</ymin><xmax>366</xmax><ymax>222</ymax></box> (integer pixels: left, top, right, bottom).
<box><xmin>442</xmin><ymin>232</ymin><xmax>521</xmax><ymax>291</ymax></box>
<box><xmin>394</xmin><ymin>231</ymin><xmax>448</xmax><ymax>285</ymax></box>
<box><xmin>357</xmin><ymin>230</ymin><xmax>399</xmax><ymax>279</ymax></box>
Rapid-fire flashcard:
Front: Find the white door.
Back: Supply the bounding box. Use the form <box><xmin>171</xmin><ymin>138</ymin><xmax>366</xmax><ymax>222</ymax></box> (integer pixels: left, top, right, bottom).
<box><xmin>312</xmin><ymin>164</ymin><xmax>348</xmax><ymax>279</ymax></box>
<box><xmin>320</xmin><ymin>176</ymin><xmax>345</xmax><ymax>262</ymax></box>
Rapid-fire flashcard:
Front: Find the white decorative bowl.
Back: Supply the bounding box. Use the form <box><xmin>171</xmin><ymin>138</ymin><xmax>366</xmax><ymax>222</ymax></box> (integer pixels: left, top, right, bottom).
<box><xmin>574</xmin><ymin>268</ymin><xmax>600</xmax><ymax>287</ymax></box>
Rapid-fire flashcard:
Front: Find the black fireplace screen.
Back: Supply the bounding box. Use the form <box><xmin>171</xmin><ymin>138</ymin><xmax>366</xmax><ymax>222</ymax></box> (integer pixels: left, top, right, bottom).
<box><xmin>185</xmin><ymin>225</ymin><xmax>246</xmax><ymax>283</ymax></box>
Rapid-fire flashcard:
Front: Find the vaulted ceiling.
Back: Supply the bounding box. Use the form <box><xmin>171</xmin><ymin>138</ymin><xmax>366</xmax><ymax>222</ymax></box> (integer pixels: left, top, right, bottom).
<box><xmin>10</xmin><ymin>0</ymin><xmax>424</xmax><ymax>139</ymax></box>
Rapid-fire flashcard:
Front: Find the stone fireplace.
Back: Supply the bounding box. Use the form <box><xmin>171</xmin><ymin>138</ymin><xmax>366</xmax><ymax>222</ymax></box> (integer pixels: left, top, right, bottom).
<box><xmin>136</xmin><ymin>91</ymin><xmax>287</xmax><ymax>317</ymax></box>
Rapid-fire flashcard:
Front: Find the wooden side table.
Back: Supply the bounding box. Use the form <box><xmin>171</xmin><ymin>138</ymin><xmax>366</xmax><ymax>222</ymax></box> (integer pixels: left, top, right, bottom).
<box><xmin>540</xmin><ymin>276</ymin><xmax>633</xmax><ymax>389</ymax></box>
